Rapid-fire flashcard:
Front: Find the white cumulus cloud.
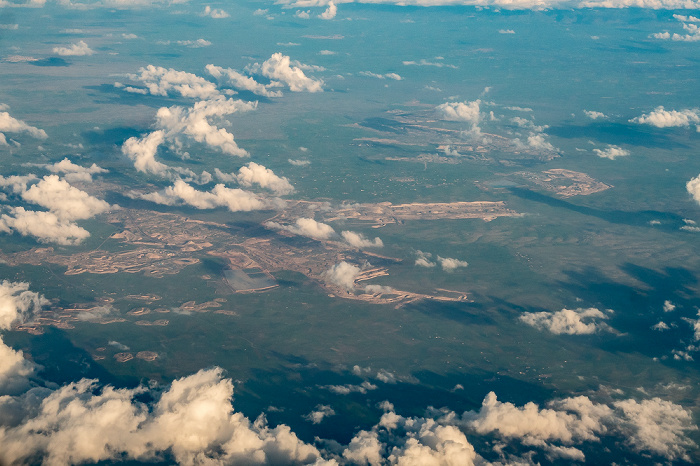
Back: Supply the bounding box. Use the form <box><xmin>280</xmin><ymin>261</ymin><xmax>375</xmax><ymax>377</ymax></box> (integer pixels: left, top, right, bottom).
<box><xmin>593</xmin><ymin>144</ymin><xmax>630</xmax><ymax>160</ymax></box>
<box><xmin>0</xmin><ymin>207</ymin><xmax>91</xmax><ymax>245</ymax></box>
<box><xmin>53</xmin><ymin>40</ymin><xmax>94</xmax><ymax>56</ymax></box>
<box><xmin>42</xmin><ymin>158</ymin><xmax>107</xmax><ymax>183</ymax></box>
<box><xmin>139</xmin><ymin>179</ymin><xmax>273</xmax><ymax>212</ymax></box>
<box><xmin>359</xmin><ymin>71</ymin><xmax>402</xmax><ymax>80</ymax></box>
<box><xmin>266</xmin><ymin>217</ymin><xmax>335</xmax><ymax>240</ymax></box>
<box><xmin>584</xmin><ymin>110</ymin><xmax>607</xmax><ymax>119</ymax></box>
<box><xmin>304</xmin><ymin>405</ymin><xmax>335</xmax><ymax>424</ymax></box>
<box><xmin>415</xmin><ymin>250</ymin><xmax>436</xmax><ymax>268</ymax></box>
<box><xmin>324</xmin><ymin>261</ymin><xmax>361</xmax><ymax>291</ymax></box>
<box><xmin>122</xmin><ymin>65</ymin><xmax>221</xmax><ymax>100</ymax></box>
<box><xmin>0</xmin><ymin>174</ymin><xmax>112</xmax><ymax>245</ymax></box>
<box><xmin>0</xmin><ymin>109</ymin><xmax>48</xmax><ymax>144</ymax></box>
<box><xmin>21</xmin><ymin>175</ymin><xmax>111</xmax><ymax>221</ymax></box>
<box><xmin>0</xmin><ymin>368</ymin><xmax>324</xmax><ymax>465</ymax></box>
<box><xmin>205</xmin><ymin>64</ymin><xmax>283</xmax><ymax>98</ymax></box>
<box><xmin>155</xmin><ymin>97</ymin><xmax>256</xmax><ymax>157</ymax></box>
<box><xmin>437</xmin><ymin>99</ymin><xmax>481</xmax><ymax>124</ymax></box>
<box><xmin>437</xmin><ymin>256</ymin><xmax>468</xmax><ymax>271</ymax></box>
<box><xmin>249</xmin><ymin>53</ymin><xmax>324</xmax><ymax>93</ymax></box>
<box><xmin>0</xmin><ymin>280</ymin><xmax>48</xmax><ymax>331</ymax></box>
<box><xmin>686</xmin><ymin>174</ymin><xmax>700</xmax><ymax>205</ymax></box>
<box><xmin>217</xmin><ymin>162</ymin><xmax>294</xmax><ymax>195</ymax></box>
<box><xmin>121</xmin><ymin>130</ymin><xmax>168</xmax><ymax>176</ymax></box>
<box><xmin>202</xmin><ymin>5</ymin><xmax>229</xmax><ymax>17</ymax></box>
<box><xmin>341</xmin><ymin>230</ymin><xmax>383</xmax><ymax>248</ymax></box>
<box><xmin>461</xmin><ymin>390</ymin><xmax>696</xmax><ymax>461</ymax></box>
<box><xmin>319</xmin><ymin>0</ymin><xmax>337</xmax><ymax>18</ymax></box>
<box><xmin>519</xmin><ymin>307</ymin><xmax>615</xmax><ymax>335</ymax></box>
<box><xmin>631</xmin><ymin>106</ymin><xmax>700</xmax><ymax>129</ymax></box>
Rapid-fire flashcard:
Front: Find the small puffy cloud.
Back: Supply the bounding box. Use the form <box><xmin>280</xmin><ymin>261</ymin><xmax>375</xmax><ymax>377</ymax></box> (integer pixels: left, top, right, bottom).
<box><xmin>215</xmin><ymin>163</ymin><xmax>294</xmax><ymax>195</ymax></box>
<box><xmin>288</xmin><ymin>158</ymin><xmax>310</xmax><ymax>166</ymax></box>
<box><xmin>295</xmin><ymin>9</ymin><xmax>311</xmax><ymax>18</ymax></box>
<box><xmin>319</xmin><ymin>50</ymin><xmax>336</xmax><ymax>55</ymax></box>
<box><xmin>584</xmin><ymin>110</ymin><xmax>607</xmax><ymax>119</ymax></box>
<box><xmin>651</xmin><ymin>16</ymin><xmax>700</xmax><ymax>41</ymax></box>
<box><xmin>674</xmin><ymin>14</ymin><xmax>700</xmax><ymax>21</ymax></box>
<box><xmin>76</xmin><ymin>305</ymin><xmax>115</xmax><ymax>321</ymax></box>
<box><xmin>526</xmin><ymin>133</ymin><xmax>556</xmax><ymax>152</ymax></box>
<box><xmin>121</xmin><ymin>33</ymin><xmax>138</xmax><ymax>39</ymax></box>
<box><xmin>630</xmin><ymin>106</ymin><xmax>700</xmax><ymax>128</ymax></box>
<box><xmin>364</xmin><ymin>284</ymin><xmax>395</xmax><ymax>294</ymax></box>
<box><xmin>652</xmin><ymin>321</ymin><xmax>670</xmax><ymax>331</ymax></box>
<box><xmin>202</xmin><ymin>5</ymin><xmax>229</xmax><ymax>18</ymax></box>
<box><xmin>498</xmin><ymin>28</ymin><xmax>515</xmax><ymax>33</ymax></box>
<box><xmin>359</xmin><ymin>71</ymin><xmax>402</xmax><ymax>80</ymax></box>
<box><xmin>519</xmin><ymin>307</ymin><xmax>615</xmax><ymax>335</ymax></box>
<box><xmin>52</xmin><ymin>40</ymin><xmax>94</xmax><ymax>56</ymax></box>
<box><xmin>663</xmin><ymin>300</ymin><xmax>676</xmax><ymax>312</ymax></box>
<box><xmin>324</xmin><ymin>261</ymin><xmax>361</xmax><ymax>291</ymax></box>
<box><xmin>0</xmin><ymin>109</ymin><xmax>48</xmax><ymax>142</ymax></box>
<box><xmin>0</xmin><ymin>207</ymin><xmax>91</xmax><ymax>245</ymax></box>
<box><xmin>437</xmin><ymin>256</ymin><xmax>468</xmax><ymax>271</ymax></box>
<box><xmin>0</xmin><ymin>280</ymin><xmax>48</xmax><ymax>330</ymax></box>
<box><xmin>108</xmin><ymin>340</ymin><xmax>130</xmax><ymax>351</ymax></box>
<box><xmin>123</xmin><ymin>65</ymin><xmax>220</xmax><ymax>100</ymax></box>
<box><xmin>249</xmin><ymin>53</ymin><xmax>324</xmax><ymax>93</ymax></box>
<box><xmin>21</xmin><ymin>175</ymin><xmax>111</xmax><ymax>221</ymax></box>
<box><xmin>205</xmin><ymin>64</ymin><xmax>283</xmax><ymax>98</ymax></box>
<box><xmin>139</xmin><ymin>180</ymin><xmax>272</xmax><ymax>212</ymax></box>
<box><xmin>319</xmin><ymin>0</ymin><xmax>337</xmax><ymax>18</ymax></box>
<box><xmin>415</xmin><ymin>250</ymin><xmax>436</xmax><ymax>268</ymax></box>
<box><xmin>511</xmin><ymin>116</ymin><xmax>547</xmax><ymax>131</ymax></box>
<box><xmin>403</xmin><ymin>59</ymin><xmax>458</xmax><ymax>69</ymax></box>
<box><xmin>319</xmin><ymin>381</ymin><xmax>377</xmax><ymax>395</ymax></box>
<box><xmin>687</xmin><ymin>174</ymin><xmax>700</xmax><ymax>205</ymax></box>
<box><xmin>43</xmin><ymin>158</ymin><xmax>107</xmax><ymax>183</ymax></box>
<box><xmin>266</xmin><ymin>217</ymin><xmax>335</xmax><ymax>240</ymax></box>
<box><xmin>176</xmin><ymin>39</ymin><xmax>212</xmax><ymax>48</ymax></box>
<box><xmin>437</xmin><ymin>99</ymin><xmax>481</xmax><ymax>124</ymax></box>
<box><xmin>593</xmin><ymin>144</ymin><xmax>629</xmax><ymax>160</ymax></box>
<box><xmin>304</xmin><ymin>405</ymin><xmax>335</xmax><ymax>424</ymax></box>
<box><xmin>414</xmin><ymin>251</ymin><xmax>467</xmax><ymax>271</ymax></box>
<box><xmin>253</xmin><ymin>8</ymin><xmax>268</xmax><ymax>15</ymax></box>
<box><xmin>341</xmin><ymin>230</ymin><xmax>383</xmax><ymax>248</ymax></box>
<box><xmin>687</xmin><ymin>310</ymin><xmax>700</xmax><ymax>341</ymax></box>
<box><xmin>504</xmin><ymin>105</ymin><xmax>533</xmax><ymax>112</ymax></box>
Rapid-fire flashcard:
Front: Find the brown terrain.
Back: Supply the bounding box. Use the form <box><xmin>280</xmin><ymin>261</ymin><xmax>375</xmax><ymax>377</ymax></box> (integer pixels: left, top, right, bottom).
<box><xmin>7</xmin><ymin>197</ymin><xmax>518</xmax><ymax>331</ymax></box>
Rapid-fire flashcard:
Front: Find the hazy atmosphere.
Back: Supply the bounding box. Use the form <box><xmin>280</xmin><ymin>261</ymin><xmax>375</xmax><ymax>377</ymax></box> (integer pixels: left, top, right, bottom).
<box><xmin>1</xmin><ymin>0</ymin><xmax>700</xmax><ymax>463</ymax></box>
